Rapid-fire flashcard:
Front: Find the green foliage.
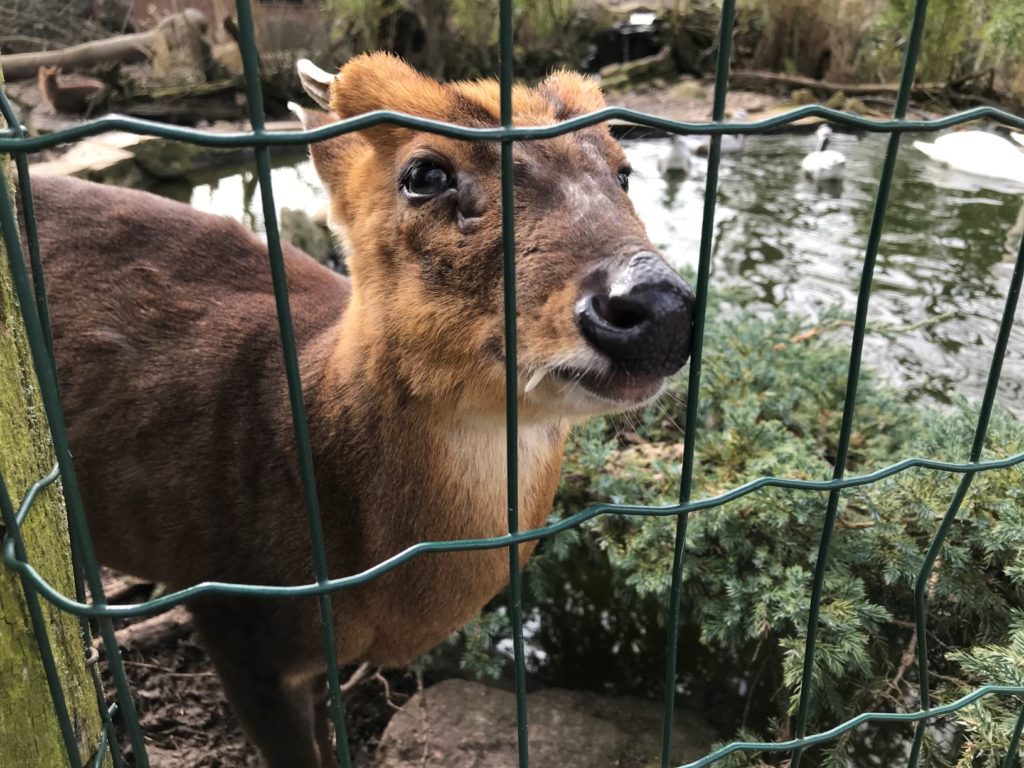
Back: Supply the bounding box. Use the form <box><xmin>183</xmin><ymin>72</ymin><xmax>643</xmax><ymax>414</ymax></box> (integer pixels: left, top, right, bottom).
<box><xmin>325</xmin><ymin>0</ymin><xmax>394</xmax><ymax>52</ymax></box>
<box><xmin>727</xmin><ymin>0</ymin><xmax>1024</xmax><ymax>98</ymax></box>
<box><xmin>865</xmin><ymin>0</ymin><xmax>1024</xmax><ymax>93</ymax></box>
<box><xmin>947</xmin><ymin>614</ymin><xmax>1024</xmax><ymax>767</ymax></box>
<box><xmin>457</xmin><ymin>291</ymin><xmax>1024</xmax><ymax>762</ymax></box>
<box><xmin>984</xmin><ymin>0</ymin><xmax>1024</xmax><ymax>57</ymax></box>
<box><xmin>879</xmin><ymin>0</ymin><xmax>975</xmax><ymax>81</ymax></box>
<box><xmin>456</xmin><ymin>611</ymin><xmax>511</xmax><ymax>680</ymax></box>
<box><xmin>449</xmin><ymin>0</ymin><xmax>499</xmax><ymax>71</ymax></box>
<box><xmin>323</xmin><ymin>0</ymin><xmax>595</xmax><ymax>78</ymax></box>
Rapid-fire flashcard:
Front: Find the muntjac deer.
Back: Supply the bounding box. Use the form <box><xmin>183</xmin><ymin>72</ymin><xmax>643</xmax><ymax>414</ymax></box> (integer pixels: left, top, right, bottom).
<box><xmin>24</xmin><ymin>53</ymin><xmax>694</xmax><ymax>767</ymax></box>
<box><xmin>36</xmin><ymin>65</ymin><xmax>106</xmax><ymax>116</ymax></box>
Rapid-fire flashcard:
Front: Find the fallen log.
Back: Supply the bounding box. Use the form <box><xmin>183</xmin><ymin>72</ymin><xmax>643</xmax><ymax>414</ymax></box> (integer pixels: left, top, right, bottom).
<box><xmin>115</xmin><ymin>97</ymin><xmax>246</xmax><ymax>123</ymax></box>
<box><xmin>92</xmin><ymin>605</ymin><xmax>193</xmax><ymax>653</ymax></box>
<box><xmin>729</xmin><ymin>69</ymin><xmax>949</xmax><ymax>99</ymax></box>
<box><xmin>0</xmin><ymin>9</ymin><xmax>208</xmax><ymax>81</ymax></box>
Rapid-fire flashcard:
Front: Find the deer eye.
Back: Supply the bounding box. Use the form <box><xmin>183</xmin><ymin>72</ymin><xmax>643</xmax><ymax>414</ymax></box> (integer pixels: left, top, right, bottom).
<box><xmin>617</xmin><ymin>166</ymin><xmax>632</xmax><ymax>192</ymax></box>
<box><xmin>402</xmin><ymin>160</ymin><xmax>455</xmax><ymax>199</ymax></box>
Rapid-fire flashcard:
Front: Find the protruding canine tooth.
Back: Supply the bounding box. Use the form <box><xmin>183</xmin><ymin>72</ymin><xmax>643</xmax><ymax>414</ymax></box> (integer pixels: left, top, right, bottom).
<box><xmin>524</xmin><ymin>368</ymin><xmax>548</xmax><ymax>393</ymax></box>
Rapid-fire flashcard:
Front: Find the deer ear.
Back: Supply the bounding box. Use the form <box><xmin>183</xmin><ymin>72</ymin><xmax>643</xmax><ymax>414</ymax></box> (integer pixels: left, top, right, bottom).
<box><xmin>328</xmin><ymin>52</ymin><xmax>449</xmax><ymax>154</ymax></box>
<box><xmin>536</xmin><ymin>70</ymin><xmax>606</xmax><ymax>119</ymax></box>
<box><xmin>297</xmin><ymin>58</ymin><xmax>335</xmax><ymax>111</ymax></box>
<box><xmin>287</xmin><ymin>101</ymin><xmax>348</xmax><ymax>192</ymax></box>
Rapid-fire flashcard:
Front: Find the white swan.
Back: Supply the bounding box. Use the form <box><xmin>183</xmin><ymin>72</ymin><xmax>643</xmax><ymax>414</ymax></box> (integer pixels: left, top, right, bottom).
<box><xmin>800</xmin><ymin>124</ymin><xmax>845</xmax><ymax>181</ymax></box>
<box><xmin>912</xmin><ymin>130</ymin><xmax>1024</xmax><ymax>185</ymax></box>
<box><xmin>1013</xmin><ymin>132</ymin><xmax>1024</xmax><ymax>148</ymax></box>
<box><xmin>658</xmin><ymin>136</ymin><xmax>693</xmax><ymax>175</ymax></box>
<box><xmin>687</xmin><ymin>109</ymin><xmax>748</xmax><ymax>156</ymax></box>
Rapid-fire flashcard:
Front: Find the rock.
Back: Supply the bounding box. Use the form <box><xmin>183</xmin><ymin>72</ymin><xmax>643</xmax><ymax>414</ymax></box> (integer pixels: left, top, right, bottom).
<box><xmin>371</xmin><ymin>679</ymin><xmax>716</xmax><ymax>768</ymax></box>
<box><xmin>132</xmin><ymin>138</ymin><xmax>203</xmax><ymax>180</ymax></box>
<box><xmin>842</xmin><ymin>96</ymin><xmax>869</xmax><ymax>115</ymax></box>
<box><xmin>823</xmin><ymin>90</ymin><xmax>847</xmax><ymax>109</ymax></box>
<box><xmin>599</xmin><ymin>46</ymin><xmax>677</xmax><ymax>91</ymax></box>
<box><xmin>669</xmin><ymin>77</ymin><xmax>706</xmax><ymax>101</ymax></box>
<box><xmin>279</xmin><ymin>207</ymin><xmax>337</xmax><ymax>267</ymax></box>
<box><xmin>789</xmin><ymin>87</ymin><xmax>817</xmax><ymax>106</ymax></box>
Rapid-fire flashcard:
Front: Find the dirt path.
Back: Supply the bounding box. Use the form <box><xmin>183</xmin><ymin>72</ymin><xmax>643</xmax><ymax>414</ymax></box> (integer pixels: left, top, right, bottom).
<box><xmin>605</xmin><ymin>82</ymin><xmax>783</xmax><ymax>123</ymax></box>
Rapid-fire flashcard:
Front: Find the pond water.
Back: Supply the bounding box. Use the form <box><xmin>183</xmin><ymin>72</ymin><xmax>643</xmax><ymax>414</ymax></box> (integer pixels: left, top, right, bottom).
<box><xmin>152</xmin><ymin>130</ymin><xmax>1024</xmax><ymax>417</ymax></box>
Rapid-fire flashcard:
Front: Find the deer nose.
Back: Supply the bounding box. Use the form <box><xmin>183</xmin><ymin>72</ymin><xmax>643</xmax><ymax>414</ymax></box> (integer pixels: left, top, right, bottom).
<box><xmin>576</xmin><ymin>252</ymin><xmax>695</xmax><ymax>376</ymax></box>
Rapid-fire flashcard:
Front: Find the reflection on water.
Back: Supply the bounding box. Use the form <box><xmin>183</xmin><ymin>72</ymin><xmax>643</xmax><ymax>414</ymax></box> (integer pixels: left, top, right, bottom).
<box><xmin>150</xmin><ymin>149</ymin><xmax>324</xmax><ymax>234</ymax></box>
<box><xmin>160</xmin><ymin>132</ymin><xmax>1024</xmax><ymax>416</ymax></box>
<box><xmin>625</xmin><ymin>131</ymin><xmax>1024</xmax><ymax>417</ymax></box>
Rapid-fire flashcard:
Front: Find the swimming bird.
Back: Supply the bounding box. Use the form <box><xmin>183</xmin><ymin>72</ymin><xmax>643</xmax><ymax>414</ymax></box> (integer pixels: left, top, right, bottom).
<box><xmin>800</xmin><ymin>124</ymin><xmax>846</xmax><ymax>181</ymax></box>
<box><xmin>912</xmin><ymin>130</ymin><xmax>1024</xmax><ymax>185</ymax></box>
<box><xmin>658</xmin><ymin>135</ymin><xmax>693</xmax><ymax>175</ymax></box>
<box><xmin>687</xmin><ymin>109</ymin><xmax>748</xmax><ymax>156</ymax></box>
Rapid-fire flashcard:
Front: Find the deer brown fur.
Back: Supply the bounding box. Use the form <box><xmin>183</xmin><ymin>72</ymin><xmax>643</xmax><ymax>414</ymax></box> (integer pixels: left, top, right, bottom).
<box><xmin>37</xmin><ymin>65</ymin><xmax>106</xmax><ymax>116</ymax></box>
<box><xmin>24</xmin><ymin>53</ymin><xmax>693</xmax><ymax>767</ymax></box>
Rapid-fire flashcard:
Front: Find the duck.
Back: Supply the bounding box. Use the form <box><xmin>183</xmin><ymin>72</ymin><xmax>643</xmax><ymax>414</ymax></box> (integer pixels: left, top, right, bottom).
<box><xmin>912</xmin><ymin>130</ymin><xmax>1024</xmax><ymax>185</ymax></box>
<box><xmin>800</xmin><ymin>124</ymin><xmax>846</xmax><ymax>181</ymax></box>
<box><xmin>657</xmin><ymin>135</ymin><xmax>693</xmax><ymax>175</ymax></box>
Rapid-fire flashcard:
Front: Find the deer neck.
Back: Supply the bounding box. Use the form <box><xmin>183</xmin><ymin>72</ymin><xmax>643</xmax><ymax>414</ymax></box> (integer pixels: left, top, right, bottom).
<box><xmin>306</xmin><ymin>295</ymin><xmax>568</xmax><ymax>548</ymax></box>
<box><xmin>39</xmin><ymin>72</ymin><xmax>60</xmax><ymax>106</ymax></box>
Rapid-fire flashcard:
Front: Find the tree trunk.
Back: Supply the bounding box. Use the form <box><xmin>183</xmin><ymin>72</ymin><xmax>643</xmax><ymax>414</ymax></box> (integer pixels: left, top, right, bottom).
<box><xmin>410</xmin><ymin>0</ymin><xmax>449</xmax><ymax>79</ymax></box>
<box><xmin>0</xmin><ymin>66</ymin><xmax>107</xmax><ymax>766</ymax></box>
<box><xmin>0</xmin><ymin>9</ymin><xmax>209</xmax><ymax>80</ymax></box>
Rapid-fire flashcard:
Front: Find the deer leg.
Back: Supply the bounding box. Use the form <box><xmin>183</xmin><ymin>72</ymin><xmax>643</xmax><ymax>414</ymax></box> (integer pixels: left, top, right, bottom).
<box><xmin>190</xmin><ymin>602</ymin><xmax>322</xmax><ymax>768</ymax></box>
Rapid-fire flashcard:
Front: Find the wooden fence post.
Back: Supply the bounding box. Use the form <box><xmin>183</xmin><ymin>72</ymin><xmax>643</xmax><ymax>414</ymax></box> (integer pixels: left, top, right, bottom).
<box><xmin>0</xmin><ymin>64</ymin><xmax>108</xmax><ymax>767</ymax></box>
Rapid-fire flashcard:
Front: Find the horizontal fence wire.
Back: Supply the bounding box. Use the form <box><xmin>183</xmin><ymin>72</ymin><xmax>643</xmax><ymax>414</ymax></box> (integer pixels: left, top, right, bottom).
<box><xmin>7</xmin><ymin>451</ymin><xmax>1024</xmax><ymax>618</ymax></box>
<box><xmin>680</xmin><ymin>686</ymin><xmax>1024</xmax><ymax>768</ymax></box>
<box><xmin>3</xmin><ymin>106</ymin><xmax>1024</xmax><ymax>151</ymax></box>
<box><xmin>2</xmin><ymin>0</ymin><xmax>1024</xmax><ymax>763</ymax></box>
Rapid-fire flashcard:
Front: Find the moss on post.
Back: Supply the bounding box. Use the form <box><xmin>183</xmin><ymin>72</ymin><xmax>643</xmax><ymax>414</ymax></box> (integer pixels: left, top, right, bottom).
<box><xmin>0</xmin><ymin>67</ymin><xmax>107</xmax><ymax>767</ymax></box>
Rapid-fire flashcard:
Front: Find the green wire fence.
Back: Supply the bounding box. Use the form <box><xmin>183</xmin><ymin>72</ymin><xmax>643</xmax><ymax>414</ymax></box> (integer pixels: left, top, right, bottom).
<box><xmin>2</xmin><ymin>0</ymin><xmax>1024</xmax><ymax>764</ymax></box>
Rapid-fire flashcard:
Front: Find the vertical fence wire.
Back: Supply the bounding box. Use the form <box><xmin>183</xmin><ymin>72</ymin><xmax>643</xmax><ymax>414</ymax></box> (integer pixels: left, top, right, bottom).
<box><xmin>497</xmin><ymin>0</ymin><xmax>530</xmax><ymax>762</ymax></box>
<box><xmin>660</xmin><ymin>1</ymin><xmax>735</xmax><ymax>765</ymax></box>
<box><xmin>97</xmin><ymin>703</ymin><xmax>125</xmax><ymax>768</ymax></box>
<box><xmin>0</xmin><ymin>87</ymin><xmax>116</xmax><ymax>768</ymax></box>
<box><xmin>0</xmin><ymin>476</ymin><xmax>83</xmax><ymax>768</ymax></box>
<box><xmin>1003</xmin><ymin>704</ymin><xmax>1024</xmax><ymax>768</ymax></box>
<box><xmin>90</xmin><ymin>708</ymin><xmax>112</xmax><ymax>768</ymax></box>
<box><xmin>0</xmin><ymin>98</ymin><xmax>56</xmax><ymax>372</ymax></box>
<box><xmin>905</xmin><ymin>209</ymin><xmax>1024</xmax><ymax>767</ymax></box>
<box><xmin>788</xmin><ymin>1</ymin><xmax>930</xmax><ymax>765</ymax></box>
<box><xmin>0</xmin><ymin>172</ymin><xmax>150</xmax><ymax>768</ymax></box>
<box><xmin>233</xmin><ymin>1</ymin><xmax>354</xmax><ymax>764</ymax></box>
<box><xmin>0</xmin><ymin>90</ymin><xmax>79</xmax><ymax>621</ymax></box>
